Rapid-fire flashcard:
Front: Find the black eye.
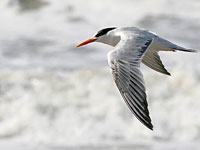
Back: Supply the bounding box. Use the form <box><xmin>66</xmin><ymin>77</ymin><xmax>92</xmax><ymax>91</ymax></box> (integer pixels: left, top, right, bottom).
<box><xmin>95</xmin><ymin>27</ymin><xmax>116</xmax><ymax>37</ymax></box>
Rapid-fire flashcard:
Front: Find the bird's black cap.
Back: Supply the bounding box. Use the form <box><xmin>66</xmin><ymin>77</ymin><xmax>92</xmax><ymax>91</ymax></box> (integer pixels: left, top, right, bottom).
<box><xmin>95</xmin><ymin>27</ymin><xmax>116</xmax><ymax>37</ymax></box>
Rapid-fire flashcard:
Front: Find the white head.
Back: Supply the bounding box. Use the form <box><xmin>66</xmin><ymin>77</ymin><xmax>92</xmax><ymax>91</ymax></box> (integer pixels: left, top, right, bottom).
<box><xmin>76</xmin><ymin>27</ymin><xmax>120</xmax><ymax>47</ymax></box>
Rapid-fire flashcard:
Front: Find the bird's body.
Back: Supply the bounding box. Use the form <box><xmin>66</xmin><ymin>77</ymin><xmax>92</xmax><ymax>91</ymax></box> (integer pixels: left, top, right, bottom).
<box><xmin>77</xmin><ymin>27</ymin><xmax>198</xmax><ymax>130</ymax></box>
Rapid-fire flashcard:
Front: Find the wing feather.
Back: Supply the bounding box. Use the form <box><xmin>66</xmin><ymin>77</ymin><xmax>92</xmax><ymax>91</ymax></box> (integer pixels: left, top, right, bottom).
<box><xmin>142</xmin><ymin>50</ymin><xmax>171</xmax><ymax>75</ymax></box>
<box><xmin>109</xmin><ymin>38</ymin><xmax>153</xmax><ymax>130</ymax></box>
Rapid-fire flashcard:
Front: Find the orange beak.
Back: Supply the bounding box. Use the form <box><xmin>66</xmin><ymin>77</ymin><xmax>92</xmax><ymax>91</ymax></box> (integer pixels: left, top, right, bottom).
<box><xmin>76</xmin><ymin>37</ymin><xmax>97</xmax><ymax>47</ymax></box>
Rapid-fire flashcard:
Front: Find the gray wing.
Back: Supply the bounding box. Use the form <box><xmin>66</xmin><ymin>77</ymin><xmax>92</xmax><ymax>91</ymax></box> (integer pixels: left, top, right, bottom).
<box><xmin>142</xmin><ymin>31</ymin><xmax>197</xmax><ymax>75</ymax></box>
<box><xmin>141</xmin><ymin>37</ymin><xmax>172</xmax><ymax>75</ymax></box>
<box><xmin>109</xmin><ymin>38</ymin><xmax>153</xmax><ymax>130</ymax></box>
<box><xmin>142</xmin><ymin>50</ymin><xmax>171</xmax><ymax>75</ymax></box>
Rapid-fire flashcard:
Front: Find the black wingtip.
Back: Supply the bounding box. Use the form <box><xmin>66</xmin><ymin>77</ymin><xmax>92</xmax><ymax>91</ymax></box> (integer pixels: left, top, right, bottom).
<box><xmin>149</xmin><ymin>125</ymin><xmax>154</xmax><ymax>131</ymax></box>
<box><xmin>173</xmin><ymin>48</ymin><xmax>199</xmax><ymax>53</ymax></box>
<box><xmin>145</xmin><ymin>123</ymin><xmax>154</xmax><ymax>131</ymax></box>
<box><xmin>162</xmin><ymin>67</ymin><xmax>171</xmax><ymax>76</ymax></box>
<box><xmin>166</xmin><ymin>72</ymin><xmax>171</xmax><ymax>76</ymax></box>
<box><xmin>140</xmin><ymin>119</ymin><xmax>154</xmax><ymax>130</ymax></box>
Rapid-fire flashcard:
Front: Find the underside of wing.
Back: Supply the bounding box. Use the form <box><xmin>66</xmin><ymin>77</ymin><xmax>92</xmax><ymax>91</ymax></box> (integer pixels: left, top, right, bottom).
<box><xmin>111</xmin><ymin>59</ymin><xmax>153</xmax><ymax>130</ymax></box>
<box><xmin>109</xmin><ymin>38</ymin><xmax>154</xmax><ymax>130</ymax></box>
<box><xmin>142</xmin><ymin>50</ymin><xmax>171</xmax><ymax>76</ymax></box>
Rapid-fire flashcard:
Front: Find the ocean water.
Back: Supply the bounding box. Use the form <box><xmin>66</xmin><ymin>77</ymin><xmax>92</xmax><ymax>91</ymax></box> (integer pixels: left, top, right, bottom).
<box><xmin>0</xmin><ymin>0</ymin><xmax>200</xmax><ymax>149</ymax></box>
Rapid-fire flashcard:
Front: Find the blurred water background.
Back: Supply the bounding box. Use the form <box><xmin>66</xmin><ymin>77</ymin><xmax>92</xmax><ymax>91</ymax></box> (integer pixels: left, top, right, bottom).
<box><xmin>0</xmin><ymin>0</ymin><xmax>200</xmax><ymax>149</ymax></box>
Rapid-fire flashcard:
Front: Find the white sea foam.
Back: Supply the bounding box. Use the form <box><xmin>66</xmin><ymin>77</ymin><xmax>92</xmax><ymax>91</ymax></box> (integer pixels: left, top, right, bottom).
<box><xmin>0</xmin><ymin>68</ymin><xmax>199</xmax><ymax>146</ymax></box>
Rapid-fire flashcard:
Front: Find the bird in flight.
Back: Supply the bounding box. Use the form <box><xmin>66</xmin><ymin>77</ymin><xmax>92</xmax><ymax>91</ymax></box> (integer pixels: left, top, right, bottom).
<box><xmin>76</xmin><ymin>27</ymin><xmax>197</xmax><ymax>130</ymax></box>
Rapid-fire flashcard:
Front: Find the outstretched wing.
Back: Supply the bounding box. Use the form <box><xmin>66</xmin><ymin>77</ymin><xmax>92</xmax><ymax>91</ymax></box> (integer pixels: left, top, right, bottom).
<box><xmin>141</xmin><ymin>31</ymin><xmax>198</xmax><ymax>75</ymax></box>
<box><xmin>108</xmin><ymin>37</ymin><xmax>153</xmax><ymax>130</ymax></box>
<box><xmin>142</xmin><ymin>50</ymin><xmax>171</xmax><ymax>75</ymax></box>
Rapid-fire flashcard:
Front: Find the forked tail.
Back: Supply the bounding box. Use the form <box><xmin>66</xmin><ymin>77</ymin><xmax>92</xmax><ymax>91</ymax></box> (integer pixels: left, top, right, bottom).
<box><xmin>173</xmin><ymin>48</ymin><xmax>199</xmax><ymax>53</ymax></box>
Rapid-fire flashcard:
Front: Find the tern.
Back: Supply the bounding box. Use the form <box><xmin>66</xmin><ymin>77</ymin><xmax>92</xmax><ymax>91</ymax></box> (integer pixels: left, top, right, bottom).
<box><xmin>76</xmin><ymin>27</ymin><xmax>197</xmax><ymax>130</ymax></box>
